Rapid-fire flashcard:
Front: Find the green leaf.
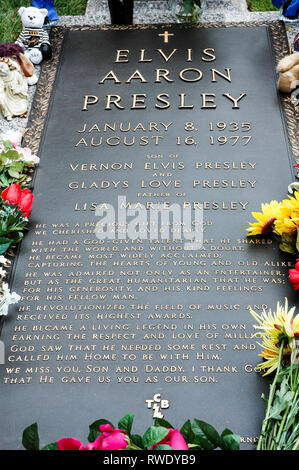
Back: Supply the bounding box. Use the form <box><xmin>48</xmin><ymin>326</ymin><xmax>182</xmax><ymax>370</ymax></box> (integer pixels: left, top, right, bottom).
<box><xmin>10</xmin><ymin>161</ymin><xmax>23</xmax><ymax>171</ymax></box>
<box><xmin>2</xmin><ymin>140</ymin><xmax>13</xmax><ymax>150</ymax></box>
<box><xmin>191</xmin><ymin>419</ymin><xmax>220</xmax><ymax>450</ymax></box>
<box><xmin>154</xmin><ymin>444</ymin><xmax>173</xmax><ymax>450</ymax></box>
<box><xmin>187</xmin><ymin>443</ymin><xmax>202</xmax><ymax>449</ymax></box>
<box><xmin>268</xmin><ymin>377</ymin><xmax>294</xmax><ymax>420</ymax></box>
<box><xmin>8</xmin><ymin>168</ymin><xmax>20</xmax><ymax>179</ymax></box>
<box><xmin>220</xmin><ymin>429</ymin><xmax>240</xmax><ymax>450</ymax></box>
<box><xmin>0</xmin><ymin>173</ymin><xmax>10</xmax><ymax>187</ymax></box>
<box><xmin>180</xmin><ymin>419</ymin><xmax>194</xmax><ymax>443</ymax></box>
<box><xmin>183</xmin><ymin>0</ymin><xmax>193</xmax><ymax>14</ymax></box>
<box><xmin>143</xmin><ymin>426</ymin><xmax>169</xmax><ymax>448</ymax></box>
<box><xmin>131</xmin><ymin>434</ymin><xmax>144</xmax><ymax>449</ymax></box>
<box><xmin>42</xmin><ymin>442</ymin><xmax>58</xmax><ymax>450</ymax></box>
<box><xmin>5</xmin><ymin>150</ymin><xmax>19</xmax><ymax>160</ymax></box>
<box><xmin>88</xmin><ymin>419</ymin><xmax>114</xmax><ymax>442</ymax></box>
<box><xmin>154</xmin><ymin>418</ymin><xmax>174</xmax><ymax>429</ymax></box>
<box><xmin>22</xmin><ymin>423</ymin><xmax>40</xmax><ymax>450</ymax></box>
<box><xmin>279</xmin><ymin>231</ymin><xmax>297</xmax><ymax>255</ymax></box>
<box><xmin>0</xmin><ymin>236</ymin><xmax>12</xmax><ymax>254</ymax></box>
<box><xmin>118</xmin><ymin>413</ymin><xmax>134</xmax><ymax>436</ymax></box>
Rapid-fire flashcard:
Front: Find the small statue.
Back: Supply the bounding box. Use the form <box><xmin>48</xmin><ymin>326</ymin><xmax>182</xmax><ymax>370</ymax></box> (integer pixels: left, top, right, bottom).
<box><xmin>0</xmin><ymin>43</ymin><xmax>36</xmax><ymax>121</ymax></box>
<box><xmin>15</xmin><ymin>6</ymin><xmax>52</xmax><ymax>65</ymax></box>
<box><xmin>32</xmin><ymin>0</ymin><xmax>59</xmax><ymax>22</ymax></box>
<box><xmin>0</xmin><ymin>58</ymin><xmax>28</xmax><ymax>121</ymax></box>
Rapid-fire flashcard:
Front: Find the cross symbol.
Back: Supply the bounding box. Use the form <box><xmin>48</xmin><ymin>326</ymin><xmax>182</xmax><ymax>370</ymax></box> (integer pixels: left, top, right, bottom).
<box><xmin>158</xmin><ymin>31</ymin><xmax>174</xmax><ymax>43</ymax></box>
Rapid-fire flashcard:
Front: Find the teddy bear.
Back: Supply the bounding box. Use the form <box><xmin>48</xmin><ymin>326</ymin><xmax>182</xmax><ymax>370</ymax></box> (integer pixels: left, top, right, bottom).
<box><xmin>277</xmin><ymin>52</ymin><xmax>299</xmax><ymax>93</ymax></box>
<box><xmin>15</xmin><ymin>6</ymin><xmax>52</xmax><ymax>65</ymax></box>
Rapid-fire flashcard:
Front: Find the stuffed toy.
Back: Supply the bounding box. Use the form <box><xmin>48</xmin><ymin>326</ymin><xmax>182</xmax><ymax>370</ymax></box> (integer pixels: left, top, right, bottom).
<box><xmin>277</xmin><ymin>52</ymin><xmax>299</xmax><ymax>93</ymax></box>
<box><xmin>0</xmin><ymin>43</ymin><xmax>31</xmax><ymax>121</ymax></box>
<box><xmin>32</xmin><ymin>0</ymin><xmax>59</xmax><ymax>22</ymax></box>
<box><xmin>15</xmin><ymin>6</ymin><xmax>52</xmax><ymax>65</ymax></box>
<box><xmin>0</xmin><ymin>43</ymin><xmax>37</xmax><ymax>86</ymax></box>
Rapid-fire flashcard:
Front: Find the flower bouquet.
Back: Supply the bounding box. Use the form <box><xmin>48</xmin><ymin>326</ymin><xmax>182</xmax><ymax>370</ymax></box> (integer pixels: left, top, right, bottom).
<box><xmin>250</xmin><ymin>299</ymin><xmax>299</xmax><ymax>450</ymax></box>
<box><xmin>22</xmin><ymin>415</ymin><xmax>240</xmax><ymax>451</ymax></box>
<box><xmin>246</xmin><ymin>188</ymin><xmax>299</xmax><ymax>290</ymax></box>
<box><xmin>0</xmin><ymin>131</ymin><xmax>37</xmax><ymax>255</ymax></box>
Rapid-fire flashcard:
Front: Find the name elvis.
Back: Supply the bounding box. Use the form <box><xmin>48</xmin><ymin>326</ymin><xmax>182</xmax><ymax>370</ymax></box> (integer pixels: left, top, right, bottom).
<box><xmin>81</xmin><ymin>47</ymin><xmax>247</xmax><ymax>111</ymax></box>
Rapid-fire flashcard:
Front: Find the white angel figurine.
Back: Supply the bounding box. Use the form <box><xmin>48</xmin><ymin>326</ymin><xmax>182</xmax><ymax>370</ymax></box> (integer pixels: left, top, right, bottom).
<box><xmin>0</xmin><ymin>57</ymin><xmax>28</xmax><ymax>121</ymax></box>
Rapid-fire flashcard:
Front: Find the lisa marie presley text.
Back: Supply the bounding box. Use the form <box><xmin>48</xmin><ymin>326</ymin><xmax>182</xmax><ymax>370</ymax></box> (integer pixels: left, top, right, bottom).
<box><xmin>81</xmin><ymin>47</ymin><xmax>246</xmax><ymax>111</ymax></box>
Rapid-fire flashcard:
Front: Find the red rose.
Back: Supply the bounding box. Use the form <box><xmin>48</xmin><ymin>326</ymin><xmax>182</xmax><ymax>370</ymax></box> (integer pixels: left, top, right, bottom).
<box><xmin>2</xmin><ymin>183</ymin><xmax>21</xmax><ymax>205</ymax></box>
<box><xmin>2</xmin><ymin>183</ymin><xmax>34</xmax><ymax>217</ymax></box>
<box><xmin>289</xmin><ymin>259</ymin><xmax>299</xmax><ymax>290</ymax></box>
<box><xmin>93</xmin><ymin>424</ymin><xmax>128</xmax><ymax>450</ymax></box>
<box><xmin>18</xmin><ymin>188</ymin><xmax>34</xmax><ymax>217</ymax></box>
<box><xmin>151</xmin><ymin>428</ymin><xmax>189</xmax><ymax>450</ymax></box>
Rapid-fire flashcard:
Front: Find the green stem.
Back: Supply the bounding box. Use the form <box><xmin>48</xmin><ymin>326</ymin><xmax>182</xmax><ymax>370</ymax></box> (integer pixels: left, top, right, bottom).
<box><xmin>276</xmin><ymin>405</ymin><xmax>289</xmax><ymax>449</ymax></box>
<box><xmin>256</xmin><ymin>342</ymin><xmax>284</xmax><ymax>451</ymax></box>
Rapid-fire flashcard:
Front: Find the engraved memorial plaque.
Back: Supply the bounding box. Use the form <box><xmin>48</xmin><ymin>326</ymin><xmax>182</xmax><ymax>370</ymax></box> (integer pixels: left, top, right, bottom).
<box><xmin>0</xmin><ymin>23</ymin><xmax>297</xmax><ymax>449</ymax></box>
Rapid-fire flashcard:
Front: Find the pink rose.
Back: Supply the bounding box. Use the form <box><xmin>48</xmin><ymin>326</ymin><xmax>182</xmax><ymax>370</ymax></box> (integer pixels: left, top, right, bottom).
<box><xmin>15</xmin><ymin>146</ymin><xmax>40</xmax><ymax>164</ymax></box>
<box><xmin>151</xmin><ymin>429</ymin><xmax>189</xmax><ymax>450</ymax></box>
<box><xmin>57</xmin><ymin>438</ymin><xmax>94</xmax><ymax>450</ymax></box>
<box><xmin>93</xmin><ymin>424</ymin><xmax>128</xmax><ymax>450</ymax></box>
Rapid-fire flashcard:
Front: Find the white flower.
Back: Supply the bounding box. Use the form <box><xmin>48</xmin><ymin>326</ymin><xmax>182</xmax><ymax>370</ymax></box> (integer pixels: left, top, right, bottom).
<box><xmin>15</xmin><ymin>145</ymin><xmax>40</xmax><ymax>164</ymax></box>
<box><xmin>0</xmin><ymin>283</ymin><xmax>20</xmax><ymax>316</ymax></box>
<box><xmin>1</xmin><ymin>130</ymin><xmax>23</xmax><ymax>146</ymax></box>
<box><xmin>0</xmin><ymin>267</ymin><xmax>6</xmax><ymax>277</ymax></box>
<box><xmin>0</xmin><ymin>255</ymin><xmax>7</xmax><ymax>265</ymax></box>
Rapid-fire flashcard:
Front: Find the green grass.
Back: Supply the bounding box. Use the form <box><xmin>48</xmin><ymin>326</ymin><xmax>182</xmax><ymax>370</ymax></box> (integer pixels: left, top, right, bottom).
<box><xmin>0</xmin><ymin>0</ymin><xmax>88</xmax><ymax>43</ymax></box>
<box><xmin>247</xmin><ymin>0</ymin><xmax>279</xmax><ymax>11</ymax></box>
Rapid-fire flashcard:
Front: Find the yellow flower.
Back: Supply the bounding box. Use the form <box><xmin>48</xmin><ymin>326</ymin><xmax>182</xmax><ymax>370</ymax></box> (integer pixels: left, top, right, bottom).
<box><xmin>247</xmin><ymin>201</ymin><xmax>280</xmax><ymax>236</ymax></box>
<box><xmin>274</xmin><ymin>217</ymin><xmax>299</xmax><ymax>235</ymax></box>
<box><xmin>250</xmin><ymin>299</ymin><xmax>299</xmax><ymax>375</ymax></box>
<box><xmin>274</xmin><ymin>193</ymin><xmax>299</xmax><ymax>235</ymax></box>
<box><xmin>280</xmin><ymin>191</ymin><xmax>299</xmax><ymax>212</ymax></box>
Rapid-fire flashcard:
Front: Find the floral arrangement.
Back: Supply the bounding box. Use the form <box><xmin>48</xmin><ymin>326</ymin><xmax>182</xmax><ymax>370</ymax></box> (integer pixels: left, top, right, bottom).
<box><xmin>250</xmin><ymin>299</ymin><xmax>299</xmax><ymax>450</ymax></box>
<box><xmin>22</xmin><ymin>415</ymin><xmax>240</xmax><ymax>450</ymax></box>
<box><xmin>246</xmin><ymin>188</ymin><xmax>299</xmax><ymax>290</ymax></box>
<box><xmin>0</xmin><ymin>130</ymin><xmax>38</xmax><ymax>318</ymax></box>
<box><xmin>0</xmin><ymin>130</ymin><xmax>37</xmax><ymax>255</ymax></box>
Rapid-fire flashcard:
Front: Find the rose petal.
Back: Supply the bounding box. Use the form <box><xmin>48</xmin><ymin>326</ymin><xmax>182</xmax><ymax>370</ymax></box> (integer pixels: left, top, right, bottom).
<box><xmin>57</xmin><ymin>438</ymin><xmax>84</xmax><ymax>450</ymax></box>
